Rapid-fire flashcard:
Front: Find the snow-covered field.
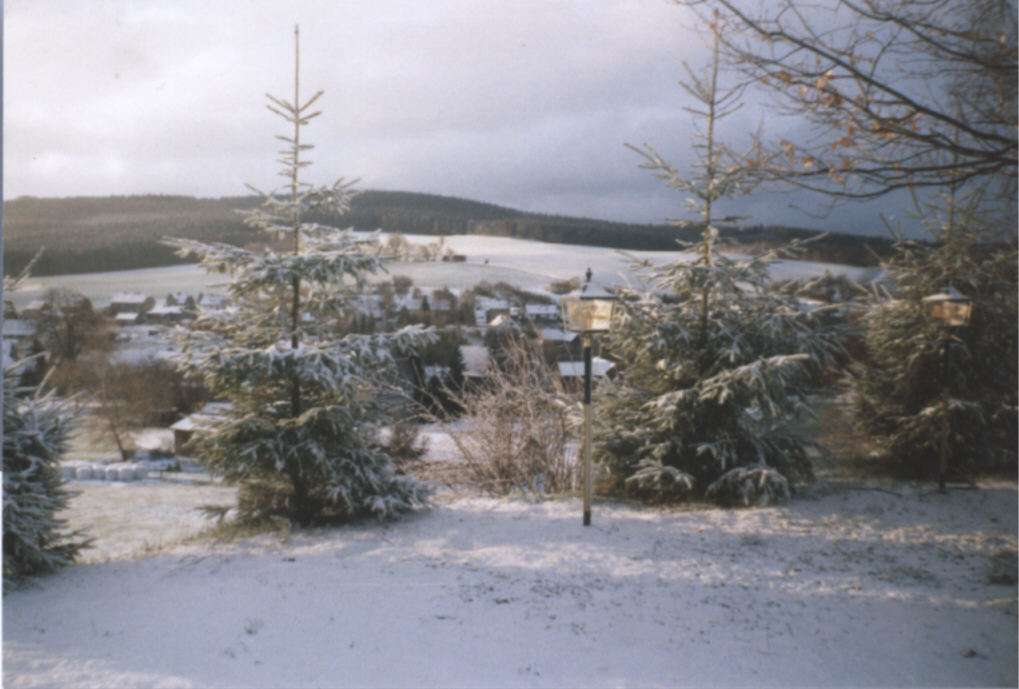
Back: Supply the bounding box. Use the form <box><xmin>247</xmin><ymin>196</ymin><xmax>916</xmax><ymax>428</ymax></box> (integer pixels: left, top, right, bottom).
<box><xmin>4</xmin><ymin>467</ymin><xmax>1016</xmax><ymax>688</ymax></box>
<box><xmin>8</xmin><ymin>232</ymin><xmax>879</xmax><ymax>309</ymax></box>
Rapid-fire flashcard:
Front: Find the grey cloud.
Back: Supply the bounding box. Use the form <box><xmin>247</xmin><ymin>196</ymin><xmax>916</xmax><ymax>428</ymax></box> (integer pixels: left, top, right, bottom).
<box><xmin>5</xmin><ymin>0</ymin><xmax>914</xmax><ymax>236</ymax></box>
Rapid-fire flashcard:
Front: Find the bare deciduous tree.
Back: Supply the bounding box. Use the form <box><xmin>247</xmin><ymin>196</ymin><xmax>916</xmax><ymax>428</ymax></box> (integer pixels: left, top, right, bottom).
<box><xmin>36</xmin><ymin>288</ymin><xmax>112</xmax><ymax>366</ymax></box>
<box><xmin>683</xmin><ymin>0</ymin><xmax>1017</xmax><ymax>205</ymax></box>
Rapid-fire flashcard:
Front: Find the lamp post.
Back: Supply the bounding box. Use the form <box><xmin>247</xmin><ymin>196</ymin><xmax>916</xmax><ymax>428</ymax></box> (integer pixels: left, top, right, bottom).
<box><xmin>922</xmin><ymin>286</ymin><xmax>973</xmax><ymax>493</ymax></box>
<box><xmin>561</xmin><ymin>269</ymin><xmax>617</xmax><ymax>526</ymax></box>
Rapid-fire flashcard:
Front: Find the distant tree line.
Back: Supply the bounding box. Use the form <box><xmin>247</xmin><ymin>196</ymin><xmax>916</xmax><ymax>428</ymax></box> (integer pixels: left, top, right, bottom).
<box><xmin>3</xmin><ymin>191</ymin><xmax>907</xmax><ymax>277</ymax></box>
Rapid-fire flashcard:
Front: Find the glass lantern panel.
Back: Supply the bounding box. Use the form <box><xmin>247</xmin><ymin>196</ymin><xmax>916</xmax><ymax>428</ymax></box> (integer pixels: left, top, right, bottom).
<box><xmin>944</xmin><ymin>301</ymin><xmax>972</xmax><ymax>327</ymax></box>
<box><xmin>927</xmin><ymin>299</ymin><xmax>972</xmax><ymax>327</ymax></box>
<box><xmin>563</xmin><ymin>298</ymin><xmax>614</xmax><ymax>332</ymax></box>
<box><xmin>586</xmin><ymin>299</ymin><xmax>614</xmax><ymax>331</ymax></box>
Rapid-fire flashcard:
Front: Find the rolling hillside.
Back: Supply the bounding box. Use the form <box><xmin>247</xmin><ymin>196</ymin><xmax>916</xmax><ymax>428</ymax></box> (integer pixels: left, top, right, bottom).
<box><xmin>2</xmin><ymin>191</ymin><xmax>898</xmax><ymax>277</ymax></box>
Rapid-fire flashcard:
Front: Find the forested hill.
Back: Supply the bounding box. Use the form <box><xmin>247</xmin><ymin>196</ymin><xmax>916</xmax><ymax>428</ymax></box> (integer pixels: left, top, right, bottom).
<box><xmin>2</xmin><ymin>191</ymin><xmax>897</xmax><ymax>277</ymax></box>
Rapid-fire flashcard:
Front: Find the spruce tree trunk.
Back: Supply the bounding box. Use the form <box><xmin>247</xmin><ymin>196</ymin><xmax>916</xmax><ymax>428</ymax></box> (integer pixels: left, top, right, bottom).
<box><xmin>286</xmin><ymin>25</ymin><xmax>311</xmax><ymax>526</ymax></box>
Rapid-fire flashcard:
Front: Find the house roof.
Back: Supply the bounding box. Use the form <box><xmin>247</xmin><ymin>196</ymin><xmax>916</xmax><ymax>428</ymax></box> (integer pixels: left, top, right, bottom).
<box><xmin>197</xmin><ymin>294</ymin><xmax>227</xmax><ymax>308</ymax></box>
<box><xmin>540</xmin><ymin>328</ymin><xmax>578</xmax><ymax>342</ymax></box>
<box><xmin>525</xmin><ymin>304</ymin><xmax>559</xmax><ymax>317</ymax></box>
<box><xmin>110</xmin><ymin>292</ymin><xmax>150</xmax><ymax>304</ymax></box>
<box><xmin>488</xmin><ymin>313</ymin><xmax>518</xmax><ymax>329</ymax></box>
<box><xmin>476</xmin><ymin>297</ymin><xmax>510</xmax><ymax>311</ymax></box>
<box><xmin>148</xmin><ymin>305</ymin><xmax>183</xmax><ymax>316</ymax></box>
<box><xmin>2</xmin><ymin>319</ymin><xmax>36</xmax><ymax>338</ymax></box>
<box><xmin>170</xmin><ymin>402</ymin><xmax>231</xmax><ymax>432</ymax></box>
<box><xmin>423</xmin><ymin>365</ymin><xmax>450</xmax><ymax>382</ymax></box>
<box><xmin>557</xmin><ymin>358</ymin><xmax>614</xmax><ymax>378</ymax></box>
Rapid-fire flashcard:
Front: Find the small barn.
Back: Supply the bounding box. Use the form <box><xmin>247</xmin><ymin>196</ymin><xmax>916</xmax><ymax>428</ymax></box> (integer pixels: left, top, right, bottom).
<box><xmin>169</xmin><ymin>402</ymin><xmax>231</xmax><ymax>456</ymax></box>
<box><xmin>110</xmin><ymin>292</ymin><xmax>154</xmax><ymax>317</ymax></box>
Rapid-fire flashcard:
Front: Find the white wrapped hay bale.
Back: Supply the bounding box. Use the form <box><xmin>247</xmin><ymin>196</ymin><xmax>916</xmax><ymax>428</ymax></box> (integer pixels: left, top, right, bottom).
<box><xmin>61</xmin><ymin>464</ymin><xmax>77</xmax><ymax>480</ymax></box>
<box><xmin>75</xmin><ymin>465</ymin><xmax>93</xmax><ymax>480</ymax></box>
<box><xmin>92</xmin><ymin>464</ymin><xmax>107</xmax><ymax>480</ymax></box>
<box><xmin>117</xmin><ymin>465</ymin><xmax>136</xmax><ymax>481</ymax></box>
<box><xmin>104</xmin><ymin>465</ymin><xmax>120</xmax><ymax>481</ymax></box>
<box><xmin>132</xmin><ymin>463</ymin><xmax>148</xmax><ymax>480</ymax></box>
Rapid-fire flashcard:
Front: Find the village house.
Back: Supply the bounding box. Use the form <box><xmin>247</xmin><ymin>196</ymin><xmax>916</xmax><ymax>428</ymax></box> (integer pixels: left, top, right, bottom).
<box><xmin>473</xmin><ymin>296</ymin><xmax>510</xmax><ymax>327</ymax></box>
<box><xmin>145</xmin><ymin>304</ymin><xmax>187</xmax><ymax>325</ymax></box>
<box><xmin>109</xmin><ymin>292</ymin><xmax>155</xmax><ymax>318</ymax></box>
<box><xmin>196</xmin><ymin>293</ymin><xmax>228</xmax><ymax>310</ymax></box>
<box><xmin>1</xmin><ymin>318</ymin><xmax>39</xmax><ymax>364</ymax></box>
<box><xmin>115</xmin><ymin>311</ymin><xmax>144</xmax><ymax>326</ymax></box>
<box><xmin>169</xmin><ymin>401</ymin><xmax>231</xmax><ymax>456</ymax></box>
<box><xmin>19</xmin><ymin>300</ymin><xmax>48</xmax><ymax>320</ymax></box>
<box><xmin>524</xmin><ymin>303</ymin><xmax>560</xmax><ymax>324</ymax></box>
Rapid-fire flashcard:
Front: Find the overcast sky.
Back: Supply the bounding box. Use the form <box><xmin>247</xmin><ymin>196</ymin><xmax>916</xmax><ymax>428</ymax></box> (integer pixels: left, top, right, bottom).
<box><xmin>4</xmin><ymin>0</ymin><xmax>912</xmax><ymax>236</ymax></box>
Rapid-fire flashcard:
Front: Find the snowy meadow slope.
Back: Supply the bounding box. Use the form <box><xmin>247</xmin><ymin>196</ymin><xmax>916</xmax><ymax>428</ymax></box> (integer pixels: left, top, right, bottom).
<box><xmin>3</xmin><ymin>476</ymin><xmax>1016</xmax><ymax>688</ymax></box>
<box><xmin>7</xmin><ymin>232</ymin><xmax>879</xmax><ymax>309</ymax></box>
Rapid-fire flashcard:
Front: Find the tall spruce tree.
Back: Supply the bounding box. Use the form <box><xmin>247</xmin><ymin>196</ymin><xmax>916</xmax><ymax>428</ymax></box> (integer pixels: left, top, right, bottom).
<box><xmin>598</xmin><ymin>13</ymin><xmax>843</xmax><ymax>505</ymax></box>
<box><xmin>165</xmin><ymin>27</ymin><xmax>429</xmax><ymax>526</ymax></box>
<box><xmin>3</xmin><ymin>255</ymin><xmax>91</xmax><ymax>584</ymax></box>
<box><xmin>851</xmin><ymin>181</ymin><xmax>1018</xmax><ymax>480</ymax></box>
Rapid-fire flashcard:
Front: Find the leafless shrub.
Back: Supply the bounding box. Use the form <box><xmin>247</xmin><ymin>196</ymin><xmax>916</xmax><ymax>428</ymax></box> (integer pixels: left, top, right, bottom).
<box><xmin>376</xmin><ymin>418</ymin><xmax>428</xmax><ymax>474</ymax></box>
<box><xmin>427</xmin><ymin>339</ymin><xmax>578</xmax><ymax>495</ymax></box>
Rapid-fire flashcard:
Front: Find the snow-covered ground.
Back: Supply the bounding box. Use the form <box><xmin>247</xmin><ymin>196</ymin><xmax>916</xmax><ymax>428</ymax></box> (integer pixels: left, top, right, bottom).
<box><xmin>4</xmin><ymin>468</ymin><xmax>1016</xmax><ymax>688</ymax></box>
<box><xmin>8</xmin><ymin>232</ymin><xmax>878</xmax><ymax>309</ymax></box>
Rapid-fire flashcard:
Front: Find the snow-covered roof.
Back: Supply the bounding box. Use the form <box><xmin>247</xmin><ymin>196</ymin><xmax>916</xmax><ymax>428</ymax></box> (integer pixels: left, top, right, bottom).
<box><xmin>197</xmin><ymin>294</ymin><xmax>227</xmax><ymax>308</ymax></box>
<box><xmin>525</xmin><ymin>304</ymin><xmax>559</xmax><ymax>318</ymax></box>
<box><xmin>423</xmin><ymin>365</ymin><xmax>450</xmax><ymax>382</ymax></box>
<box><xmin>110</xmin><ymin>292</ymin><xmax>150</xmax><ymax>304</ymax></box>
<box><xmin>540</xmin><ymin>328</ymin><xmax>578</xmax><ymax>343</ymax></box>
<box><xmin>488</xmin><ymin>313</ymin><xmax>516</xmax><ymax>328</ymax></box>
<box><xmin>148</xmin><ymin>305</ymin><xmax>183</xmax><ymax>316</ymax></box>
<box><xmin>170</xmin><ymin>402</ymin><xmax>231</xmax><ymax>432</ymax></box>
<box><xmin>200</xmin><ymin>401</ymin><xmax>232</xmax><ymax>415</ymax></box>
<box><xmin>476</xmin><ymin>297</ymin><xmax>510</xmax><ymax>311</ymax></box>
<box><xmin>2</xmin><ymin>319</ymin><xmax>36</xmax><ymax>338</ymax></box>
<box><xmin>352</xmin><ymin>294</ymin><xmax>384</xmax><ymax>319</ymax></box>
<box><xmin>395</xmin><ymin>295</ymin><xmax>422</xmax><ymax>311</ymax></box>
<box><xmin>116</xmin><ymin>312</ymin><xmax>142</xmax><ymax>323</ymax></box>
<box><xmin>558</xmin><ymin>358</ymin><xmax>614</xmax><ymax>378</ymax></box>
<box><xmin>169</xmin><ymin>416</ymin><xmax>204</xmax><ymax>432</ymax></box>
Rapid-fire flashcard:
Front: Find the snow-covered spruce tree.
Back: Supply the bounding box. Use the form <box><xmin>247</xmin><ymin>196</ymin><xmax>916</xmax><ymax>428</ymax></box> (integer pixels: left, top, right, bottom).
<box><xmin>164</xmin><ymin>27</ymin><xmax>430</xmax><ymax>526</ymax></box>
<box><xmin>598</xmin><ymin>13</ymin><xmax>843</xmax><ymax>505</ymax></box>
<box><xmin>852</xmin><ymin>182</ymin><xmax>1018</xmax><ymax>480</ymax></box>
<box><xmin>3</xmin><ymin>258</ymin><xmax>90</xmax><ymax>584</ymax></box>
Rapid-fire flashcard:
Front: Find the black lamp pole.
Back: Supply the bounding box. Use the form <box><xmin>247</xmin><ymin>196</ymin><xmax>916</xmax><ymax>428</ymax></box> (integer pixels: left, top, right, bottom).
<box><xmin>938</xmin><ymin>329</ymin><xmax>951</xmax><ymax>493</ymax></box>
<box><xmin>582</xmin><ymin>335</ymin><xmax>593</xmax><ymax>526</ymax></box>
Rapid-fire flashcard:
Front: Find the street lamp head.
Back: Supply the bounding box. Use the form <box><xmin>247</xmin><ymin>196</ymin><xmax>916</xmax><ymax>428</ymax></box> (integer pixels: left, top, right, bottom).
<box><xmin>923</xmin><ymin>286</ymin><xmax>973</xmax><ymax>327</ymax></box>
<box><xmin>561</xmin><ymin>270</ymin><xmax>617</xmax><ymax>334</ymax></box>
